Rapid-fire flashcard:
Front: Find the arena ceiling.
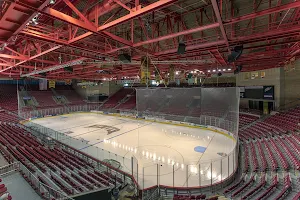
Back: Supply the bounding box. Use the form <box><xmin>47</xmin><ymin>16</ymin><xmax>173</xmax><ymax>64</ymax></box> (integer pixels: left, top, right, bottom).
<box><xmin>0</xmin><ymin>0</ymin><xmax>299</xmax><ymax>80</ymax></box>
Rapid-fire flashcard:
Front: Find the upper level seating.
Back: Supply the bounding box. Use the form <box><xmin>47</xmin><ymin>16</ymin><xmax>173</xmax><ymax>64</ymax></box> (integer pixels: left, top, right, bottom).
<box><xmin>102</xmin><ymin>88</ymin><xmax>134</xmax><ymax>109</ymax></box>
<box><xmin>240</xmin><ymin>108</ymin><xmax>262</xmax><ymax>116</ymax></box>
<box><xmin>116</xmin><ymin>92</ymin><xmax>136</xmax><ymax>110</ymax></box>
<box><xmin>30</xmin><ymin>91</ymin><xmax>58</xmax><ymax>108</ymax></box>
<box><xmin>58</xmin><ymin>90</ymin><xmax>84</xmax><ymax>104</ymax></box>
<box><xmin>239</xmin><ymin>107</ymin><xmax>300</xmax><ymax>141</ymax></box>
<box><xmin>0</xmin><ymin>85</ymin><xmax>18</xmax><ymax>111</ymax></box>
<box><xmin>263</xmin><ymin>107</ymin><xmax>300</xmax><ymax>132</ymax></box>
<box><xmin>239</xmin><ymin>114</ymin><xmax>259</xmax><ymax>128</ymax></box>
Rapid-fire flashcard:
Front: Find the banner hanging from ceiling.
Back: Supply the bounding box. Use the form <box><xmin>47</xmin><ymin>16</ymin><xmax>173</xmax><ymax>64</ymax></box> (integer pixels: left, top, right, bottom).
<box><xmin>169</xmin><ymin>65</ymin><xmax>175</xmax><ymax>83</ymax></box>
<box><xmin>140</xmin><ymin>56</ymin><xmax>151</xmax><ymax>84</ymax></box>
<box><xmin>65</xmin><ymin>79</ymin><xmax>71</xmax><ymax>85</ymax></box>
<box><xmin>48</xmin><ymin>80</ymin><xmax>56</xmax><ymax>88</ymax></box>
<box><xmin>39</xmin><ymin>79</ymin><xmax>47</xmax><ymax>90</ymax></box>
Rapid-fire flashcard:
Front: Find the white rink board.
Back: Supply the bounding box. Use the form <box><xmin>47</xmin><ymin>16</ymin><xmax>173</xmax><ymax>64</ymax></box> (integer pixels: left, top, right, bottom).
<box><xmin>31</xmin><ymin>113</ymin><xmax>236</xmax><ymax>188</ymax></box>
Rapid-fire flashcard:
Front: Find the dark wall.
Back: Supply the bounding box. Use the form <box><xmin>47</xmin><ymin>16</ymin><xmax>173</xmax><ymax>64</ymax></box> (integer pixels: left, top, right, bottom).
<box><xmin>73</xmin><ymin>189</ymin><xmax>111</xmax><ymax>200</ymax></box>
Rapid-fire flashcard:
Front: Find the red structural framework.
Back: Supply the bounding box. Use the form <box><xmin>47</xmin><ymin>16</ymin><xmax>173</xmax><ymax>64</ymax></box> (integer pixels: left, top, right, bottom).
<box><xmin>0</xmin><ymin>0</ymin><xmax>300</xmax><ymax>80</ymax></box>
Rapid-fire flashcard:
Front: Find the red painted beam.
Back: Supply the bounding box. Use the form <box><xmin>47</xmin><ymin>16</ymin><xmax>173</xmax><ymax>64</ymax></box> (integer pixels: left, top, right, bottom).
<box><xmin>87</xmin><ymin>0</ymin><xmax>130</xmax><ymax>21</ymax></box>
<box><xmin>0</xmin><ymin>45</ymin><xmax>63</xmax><ymax>73</ymax></box>
<box><xmin>15</xmin><ymin>3</ymin><xmax>132</xmax><ymax>47</ymax></box>
<box><xmin>113</xmin><ymin>0</ymin><xmax>133</xmax><ymax>12</ymax></box>
<box><xmin>6</xmin><ymin>0</ymin><xmax>51</xmax><ymax>44</ymax></box>
<box><xmin>62</xmin><ymin>0</ymin><xmax>94</xmax><ymax>25</ymax></box>
<box><xmin>0</xmin><ymin>53</ymin><xmax>26</xmax><ymax>60</ymax></box>
<box><xmin>20</xmin><ymin>29</ymin><xmax>69</xmax><ymax>45</ymax></box>
<box><xmin>224</xmin><ymin>1</ymin><xmax>300</xmax><ymax>24</ymax></box>
<box><xmin>97</xmin><ymin>0</ymin><xmax>178</xmax><ymax>32</ymax></box>
<box><xmin>133</xmin><ymin>23</ymin><xmax>219</xmax><ymax>47</ymax></box>
<box><xmin>71</xmin><ymin>0</ymin><xmax>179</xmax><ymax>44</ymax></box>
<box><xmin>211</xmin><ymin>0</ymin><xmax>229</xmax><ymax>51</ymax></box>
<box><xmin>155</xmin><ymin>40</ymin><xmax>226</xmax><ymax>56</ymax></box>
<box><xmin>231</xmin><ymin>25</ymin><xmax>300</xmax><ymax>43</ymax></box>
<box><xmin>43</xmin><ymin>7</ymin><xmax>96</xmax><ymax>32</ymax></box>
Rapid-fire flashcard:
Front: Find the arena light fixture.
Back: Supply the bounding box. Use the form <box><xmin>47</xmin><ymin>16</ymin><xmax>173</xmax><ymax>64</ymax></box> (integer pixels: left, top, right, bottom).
<box><xmin>49</xmin><ymin>0</ymin><xmax>55</xmax><ymax>4</ymax></box>
<box><xmin>32</xmin><ymin>20</ymin><xmax>38</xmax><ymax>25</ymax></box>
<box><xmin>218</xmin><ymin>69</ymin><xmax>221</xmax><ymax>72</ymax></box>
<box><xmin>228</xmin><ymin>68</ymin><xmax>231</xmax><ymax>71</ymax></box>
<box><xmin>212</xmin><ymin>69</ymin><xmax>216</xmax><ymax>72</ymax></box>
<box><xmin>0</xmin><ymin>43</ymin><xmax>7</xmax><ymax>51</ymax></box>
<box><xmin>223</xmin><ymin>69</ymin><xmax>226</xmax><ymax>71</ymax></box>
<box><xmin>207</xmin><ymin>70</ymin><xmax>211</xmax><ymax>73</ymax></box>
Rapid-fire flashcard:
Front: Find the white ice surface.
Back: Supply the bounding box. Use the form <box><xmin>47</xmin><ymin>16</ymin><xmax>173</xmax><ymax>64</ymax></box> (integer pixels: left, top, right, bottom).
<box><xmin>32</xmin><ymin>113</ymin><xmax>236</xmax><ymax>188</ymax></box>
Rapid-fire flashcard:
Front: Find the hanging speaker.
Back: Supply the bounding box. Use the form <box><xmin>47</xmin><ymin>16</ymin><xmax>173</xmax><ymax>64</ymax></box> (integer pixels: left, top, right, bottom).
<box><xmin>234</xmin><ymin>45</ymin><xmax>243</xmax><ymax>60</ymax></box>
<box><xmin>217</xmin><ymin>72</ymin><xmax>222</xmax><ymax>77</ymax></box>
<box><xmin>228</xmin><ymin>45</ymin><xmax>243</xmax><ymax>63</ymax></box>
<box><xmin>119</xmin><ymin>53</ymin><xmax>131</xmax><ymax>63</ymax></box>
<box><xmin>227</xmin><ymin>54</ymin><xmax>235</xmax><ymax>63</ymax></box>
<box><xmin>64</xmin><ymin>67</ymin><xmax>73</xmax><ymax>73</ymax></box>
<box><xmin>177</xmin><ymin>42</ymin><xmax>186</xmax><ymax>54</ymax></box>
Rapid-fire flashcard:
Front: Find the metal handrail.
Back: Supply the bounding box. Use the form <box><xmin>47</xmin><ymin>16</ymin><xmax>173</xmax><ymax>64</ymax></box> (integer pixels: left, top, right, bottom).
<box><xmin>0</xmin><ymin>162</ymin><xmax>20</xmax><ymax>176</ymax></box>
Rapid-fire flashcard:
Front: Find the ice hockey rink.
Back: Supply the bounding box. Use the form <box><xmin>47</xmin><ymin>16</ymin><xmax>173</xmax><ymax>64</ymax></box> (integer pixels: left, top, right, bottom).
<box><xmin>30</xmin><ymin>112</ymin><xmax>237</xmax><ymax>188</ymax></box>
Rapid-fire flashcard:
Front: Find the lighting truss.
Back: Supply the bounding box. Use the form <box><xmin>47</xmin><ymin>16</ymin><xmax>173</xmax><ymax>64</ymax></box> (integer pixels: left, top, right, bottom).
<box><xmin>84</xmin><ymin>60</ymin><xmax>213</xmax><ymax>65</ymax></box>
<box><xmin>21</xmin><ymin>58</ymin><xmax>85</xmax><ymax>77</ymax></box>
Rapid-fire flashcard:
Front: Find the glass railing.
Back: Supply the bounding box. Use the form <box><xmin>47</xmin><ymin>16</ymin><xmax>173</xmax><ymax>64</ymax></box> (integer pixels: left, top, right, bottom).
<box><xmin>21</xmin><ymin>106</ymin><xmax>238</xmax><ymax>195</ymax></box>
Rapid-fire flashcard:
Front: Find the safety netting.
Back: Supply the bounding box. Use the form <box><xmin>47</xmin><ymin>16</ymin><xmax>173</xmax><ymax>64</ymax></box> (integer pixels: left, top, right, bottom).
<box><xmin>136</xmin><ymin>87</ymin><xmax>240</xmax><ymax>137</ymax></box>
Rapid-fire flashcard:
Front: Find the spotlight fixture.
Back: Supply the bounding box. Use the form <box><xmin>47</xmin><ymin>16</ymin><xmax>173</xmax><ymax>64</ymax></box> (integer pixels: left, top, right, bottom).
<box><xmin>212</xmin><ymin>69</ymin><xmax>216</xmax><ymax>72</ymax></box>
<box><xmin>49</xmin><ymin>0</ymin><xmax>55</xmax><ymax>4</ymax></box>
<box><xmin>222</xmin><ymin>69</ymin><xmax>226</xmax><ymax>71</ymax></box>
<box><xmin>207</xmin><ymin>70</ymin><xmax>211</xmax><ymax>73</ymax></box>
<box><xmin>32</xmin><ymin>16</ymin><xmax>38</xmax><ymax>25</ymax></box>
<box><xmin>0</xmin><ymin>43</ymin><xmax>7</xmax><ymax>51</ymax></box>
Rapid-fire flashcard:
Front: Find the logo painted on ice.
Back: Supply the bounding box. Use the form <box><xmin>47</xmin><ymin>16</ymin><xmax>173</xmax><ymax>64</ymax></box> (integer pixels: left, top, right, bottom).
<box><xmin>85</xmin><ymin>125</ymin><xmax>120</xmax><ymax>135</ymax></box>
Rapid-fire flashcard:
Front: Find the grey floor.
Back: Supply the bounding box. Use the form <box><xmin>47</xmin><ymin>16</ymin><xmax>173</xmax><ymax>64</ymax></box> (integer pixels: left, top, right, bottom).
<box><xmin>1</xmin><ymin>172</ymin><xmax>42</xmax><ymax>200</ymax></box>
<box><xmin>0</xmin><ymin>154</ymin><xmax>8</xmax><ymax>167</ymax></box>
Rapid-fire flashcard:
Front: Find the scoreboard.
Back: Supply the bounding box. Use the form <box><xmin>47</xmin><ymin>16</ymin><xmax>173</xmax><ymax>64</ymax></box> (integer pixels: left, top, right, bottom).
<box><xmin>240</xmin><ymin>86</ymin><xmax>274</xmax><ymax>100</ymax></box>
